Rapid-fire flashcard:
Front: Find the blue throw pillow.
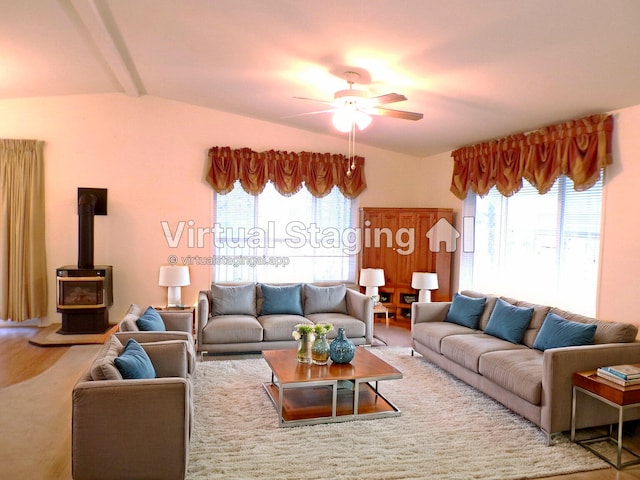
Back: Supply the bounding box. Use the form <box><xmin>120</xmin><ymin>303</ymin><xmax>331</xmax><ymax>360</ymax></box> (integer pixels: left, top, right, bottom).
<box><xmin>484</xmin><ymin>298</ymin><xmax>533</xmax><ymax>344</ymax></box>
<box><xmin>445</xmin><ymin>293</ymin><xmax>487</xmax><ymax>329</ymax></box>
<box><xmin>136</xmin><ymin>306</ymin><xmax>166</xmax><ymax>331</ymax></box>
<box><xmin>533</xmin><ymin>312</ymin><xmax>597</xmax><ymax>351</ymax></box>
<box><xmin>260</xmin><ymin>284</ymin><xmax>303</xmax><ymax>315</ymax></box>
<box><xmin>114</xmin><ymin>338</ymin><xmax>156</xmax><ymax>379</ymax></box>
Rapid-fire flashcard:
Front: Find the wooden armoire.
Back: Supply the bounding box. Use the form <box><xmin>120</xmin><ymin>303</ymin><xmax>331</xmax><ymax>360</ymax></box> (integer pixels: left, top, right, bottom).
<box><xmin>358</xmin><ymin>207</ymin><xmax>454</xmax><ymax>321</ymax></box>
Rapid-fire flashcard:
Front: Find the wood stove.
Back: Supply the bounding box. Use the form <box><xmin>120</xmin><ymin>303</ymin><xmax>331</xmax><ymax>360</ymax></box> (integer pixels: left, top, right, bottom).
<box><xmin>56</xmin><ymin>188</ymin><xmax>113</xmax><ymax>334</ymax></box>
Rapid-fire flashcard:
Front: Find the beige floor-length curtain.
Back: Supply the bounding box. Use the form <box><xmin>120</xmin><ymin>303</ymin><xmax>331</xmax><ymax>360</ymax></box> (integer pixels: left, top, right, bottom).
<box><xmin>0</xmin><ymin>139</ymin><xmax>48</xmax><ymax>322</ymax></box>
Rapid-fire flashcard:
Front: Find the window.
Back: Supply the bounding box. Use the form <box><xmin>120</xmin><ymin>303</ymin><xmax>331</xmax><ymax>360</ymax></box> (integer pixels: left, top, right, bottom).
<box><xmin>461</xmin><ymin>175</ymin><xmax>603</xmax><ymax>315</ymax></box>
<box><xmin>213</xmin><ymin>181</ymin><xmax>358</xmax><ymax>283</ymax></box>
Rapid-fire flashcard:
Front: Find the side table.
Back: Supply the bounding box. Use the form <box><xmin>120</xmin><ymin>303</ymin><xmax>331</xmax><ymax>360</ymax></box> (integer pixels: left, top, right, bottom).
<box><xmin>374</xmin><ymin>304</ymin><xmax>389</xmax><ymax>327</ymax></box>
<box><xmin>571</xmin><ymin>370</ymin><xmax>640</xmax><ymax>469</ymax></box>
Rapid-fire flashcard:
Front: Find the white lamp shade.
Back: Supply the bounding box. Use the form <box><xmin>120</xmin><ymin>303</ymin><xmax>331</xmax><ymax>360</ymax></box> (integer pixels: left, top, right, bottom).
<box><xmin>359</xmin><ymin>268</ymin><xmax>385</xmax><ymax>287</ymax></box>
<box><xmin>158</xmin><ymin>265</ymin><xmax>190</xmax><ymax>287</ymax></box>
<box><xmin>332</xmin><ymin>109</ymin><xmax>372</xmax><ymax>132</ymax></box>
<box><xmin>411</xmin><ymin>272</ymin><xmax>439</xmax><ymax>290</ymax></box>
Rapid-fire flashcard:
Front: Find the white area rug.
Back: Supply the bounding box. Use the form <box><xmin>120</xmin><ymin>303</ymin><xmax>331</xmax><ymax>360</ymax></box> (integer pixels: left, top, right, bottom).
<box><xmin>187</xmin><ymin>347</ymin><xmax>608</xmax><ymax>480</ymax></box>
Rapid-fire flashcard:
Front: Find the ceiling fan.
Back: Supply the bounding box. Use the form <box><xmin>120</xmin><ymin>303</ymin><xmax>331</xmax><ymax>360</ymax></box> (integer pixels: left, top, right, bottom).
<box><xmin>292</xmin><ymin>71</ymin><xmax>424</xmax><ymax>132</ymax></box>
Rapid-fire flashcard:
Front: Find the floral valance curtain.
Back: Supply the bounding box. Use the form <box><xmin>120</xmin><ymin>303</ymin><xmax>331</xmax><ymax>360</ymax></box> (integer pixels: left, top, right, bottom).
<box><xmin>206</xmin><ymin>146</ymin><xmax>367</xmax><ymax>199</ymax></box>
<box><xmin>450</xmin><ymin>114</ymin><xmax>614</xmax><ymax>199</ymax></box>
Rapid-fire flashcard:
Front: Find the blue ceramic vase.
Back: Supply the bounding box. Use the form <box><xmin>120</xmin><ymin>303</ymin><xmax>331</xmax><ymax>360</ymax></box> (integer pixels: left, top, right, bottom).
<box><xmin>330</xmin><ymin>327</ymin><xmax>355</xmax><ymax>364</ymax></box>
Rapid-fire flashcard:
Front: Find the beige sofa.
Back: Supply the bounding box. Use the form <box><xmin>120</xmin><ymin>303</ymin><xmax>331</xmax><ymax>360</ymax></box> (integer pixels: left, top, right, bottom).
<box><xmin>411</xmin><ymin>290</ymin><xmax>640</xmax><ymax>443</ymax></box>
<box><xmin>197</xmin><ymin>282</ymin><xmax>373</xmax><ymax>355</ymax></box>
<box><xmin>72</xmin><ymin>336</ymin><xmax>192</xmax><ymax>480</ymax></box>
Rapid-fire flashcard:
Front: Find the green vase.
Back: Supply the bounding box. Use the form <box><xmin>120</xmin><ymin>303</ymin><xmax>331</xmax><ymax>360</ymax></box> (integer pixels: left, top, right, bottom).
<box><xmin>312</xmin><ymin>333</ymin><xmax>330</xmax><ymax>365</ymax></box>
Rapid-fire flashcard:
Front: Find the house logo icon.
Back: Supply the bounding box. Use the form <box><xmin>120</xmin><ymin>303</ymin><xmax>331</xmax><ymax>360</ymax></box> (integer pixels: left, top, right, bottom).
<box><xmin>425</xmin><ymin>218</ymin><xmax>469</xmax><ymax>253</ymax></box>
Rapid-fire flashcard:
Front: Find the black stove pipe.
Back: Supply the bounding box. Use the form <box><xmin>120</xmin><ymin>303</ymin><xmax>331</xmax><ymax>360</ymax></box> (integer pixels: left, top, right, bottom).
<box><xmin>78</xmin><ymin>192</ymin><xmax>97</xmax><ymax>269</ymax></box>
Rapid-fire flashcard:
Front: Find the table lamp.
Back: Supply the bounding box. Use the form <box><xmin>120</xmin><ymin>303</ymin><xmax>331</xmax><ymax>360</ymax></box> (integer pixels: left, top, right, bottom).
<box><xmin>158</xmin><ymin>265</ymin><xmax>190</xmax><ymax>307</ymax></box>
<box><xmin>359</xmin><ymin>268</ymin><xmax>385</xmax><ymax>302</ymax></box>
<box><xmin>411</xmin><ymin>272</ymin><xmax>439</xmax><ymax>302</ymax></box>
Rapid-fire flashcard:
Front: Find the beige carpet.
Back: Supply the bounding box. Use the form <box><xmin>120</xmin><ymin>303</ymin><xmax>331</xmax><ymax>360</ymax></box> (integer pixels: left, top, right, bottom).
<box><xmin>188</xmin><ymin>347</ymin><xmax>608</xmax><ymax>480</ymax></box>
<box><xmin>28</xmin><ymin>323</ymin><xmax>118</xmax><ymax>346</ymax></box>
<box><xmin>0</xmin><ymin>344</ymin><xmax>102</xmax><ymax>480</ymax></box>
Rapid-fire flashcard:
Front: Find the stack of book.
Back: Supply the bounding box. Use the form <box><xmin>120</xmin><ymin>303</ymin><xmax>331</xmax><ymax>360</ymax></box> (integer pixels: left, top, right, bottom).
<box><xmin>596</xmin><ymin>364</ymin><xmax>640</xmax><ymax>386</ymax></box>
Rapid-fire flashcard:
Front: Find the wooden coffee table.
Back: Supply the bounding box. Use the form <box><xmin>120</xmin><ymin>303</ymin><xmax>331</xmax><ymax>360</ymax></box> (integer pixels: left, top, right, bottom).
<box><xmin>262</xmin><ymin>347</ymin><xmax>402</xmax><ymax>427</ymax></box>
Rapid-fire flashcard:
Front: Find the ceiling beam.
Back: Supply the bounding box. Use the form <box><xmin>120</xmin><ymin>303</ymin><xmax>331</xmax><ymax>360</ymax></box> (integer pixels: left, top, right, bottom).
<box><xmin>58</xmin><ymin>0</ymin><xmax>143</xmax><ymax>96</ymax></box>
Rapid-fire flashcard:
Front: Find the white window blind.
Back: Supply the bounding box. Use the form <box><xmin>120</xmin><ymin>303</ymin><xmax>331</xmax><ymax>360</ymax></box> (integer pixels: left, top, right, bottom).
<box><xmin>461</xmin><ymin>175</ymin><xmax>603</xmax><ymax>315</ymax></box>
<box><xmin>213</xmin><ymin>181</ymin><xmax>357</xmax><ymax>283</ymax></box>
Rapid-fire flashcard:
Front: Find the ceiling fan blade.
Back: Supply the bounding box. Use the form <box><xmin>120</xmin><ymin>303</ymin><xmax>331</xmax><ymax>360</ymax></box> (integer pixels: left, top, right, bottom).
<box><xmin>293</xmin><ymin>96</ymin><xmax>335</xmax><ymax>107</ymax></box>
<box><xmin>282</xmin><ymin>108</ymin><xmax>335</xmax><ymax>119</ymax></box>
<box><xmin>370</xmin><ymin>93</ymin><xmax>407</xmax><ymax>105</ymax></box>
<box><xmin>369</xmin><ymin>106</ymin><xmax>424</xmax><ymax>121</ymax></box>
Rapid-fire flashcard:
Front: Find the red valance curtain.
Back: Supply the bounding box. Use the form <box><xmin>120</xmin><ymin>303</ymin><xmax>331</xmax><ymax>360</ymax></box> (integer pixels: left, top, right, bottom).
<box><xmin>450</xmin><ymin>114</ymin><xmax>614</xmax><ymax>199</ymax></box>
<box><xmin>206</xmin><ymin>147</ymin><xmax>367</xmax><ymax>199</ymax></box>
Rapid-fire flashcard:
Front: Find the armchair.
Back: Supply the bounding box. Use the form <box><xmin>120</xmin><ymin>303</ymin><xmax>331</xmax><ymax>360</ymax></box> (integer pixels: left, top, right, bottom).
<box><xmin>72</xmin><ymin>336</ymin><xmax>192</xmax><ymax>480</ymax></box>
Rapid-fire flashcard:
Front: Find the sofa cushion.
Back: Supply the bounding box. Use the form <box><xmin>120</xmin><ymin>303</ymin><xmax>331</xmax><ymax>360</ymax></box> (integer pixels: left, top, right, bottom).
<box><xmin>201</xmin><ymin>315</ymin><xmax>263</xmax><ymax>344</ymax></box>
<box><xmin>549</xmin><ymin>307</ymin><xmax>638</xmax><ymax>344</ymax></box>
<box><xmin>211</xmin><ymin>283</ymin><xmax>257</xmax><ymax>316</ymax></box>
<box><xmin>412</xmin><ymin>321</ymin><xmax>478</xmax><ymax>354</ymax></box>
<box><xmin>258</xmin><ymin>314</ymin><xmax>310</xmax><ymax>341</ymax></box>
<box><xmin>479</xmin><ymin>349</ymin><xmax>543</xmax><ymax>405</ymax></box>
<box><xmin>533</xmin><ymin>312</ymin><xmax>597</xmax><ymax>351</ymax></box>
<box><xmin>305</xmin><ymin>313</ymin><xmax>365</xmax><ymax>339</ymax></box>
<box><xmin>441</xmin><ymin>333</ymin><xmax>527</xmax><ymax>373</ymax></box>
<box><xmin>303</xmin><ymin>284</ymin><xmax>348</xmax><ymax>315</ymax></box>
<box><xmin>114</xmin><ymin>338</ymin><xmax>156</xmax><ymax>379</ymax></box>
<box><xmin>90</xmin><ymin>335</ymin><xmax>124</xmax><ymax>381</ymax></box>
<box><xmin>136</xmin><ymin>306</ymin><xmax>166</xmax><ymax>331</ymax></box>
<box><xmin>445</xmin><ymin>293</ymin><xmax>487</xmax><ymax>329</ymax></box>
<box><xmin>260</xmin><ymin>283</ymin><xmax>303</xmax><ymax>315</ymax></box>
<box><xmin>484</xmin><ymin>298</ymin><xmax>533</xmax><ymax>344</ymax></box>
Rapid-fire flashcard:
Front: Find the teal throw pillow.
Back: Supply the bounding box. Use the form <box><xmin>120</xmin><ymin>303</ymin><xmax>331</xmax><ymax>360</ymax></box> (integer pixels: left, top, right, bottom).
<box><xmin>445</xmin><ymin>293</ymin><xmax>487</xmax><ymax>329</ymax></box>
<box><xmin>533</xmin><ymin>312</ymin><xmax>597</xmax><ymax>351</ymax></box>
<box><xmin>260</xmin><ymin>283</ymin><xmax>303</xmax><ymax>316</ymax></box>
<box><xmin>484</xmin><ymin>298</ymin><xmax>533</xmax><ymax>344</ymax></box>
<box><xmin>303</xmin><ymin>284</ymin><xmax>348</xmax><ymax>315</ymax></box>
<box><xmin>113</xmin><ymin>338</ymin><xmax>156</xmax><ymax>379</ymax></box>
<box><xmin>136</xmin><ymin>306</ymin><xmax>166</xmax><ymax>331</ymax></box>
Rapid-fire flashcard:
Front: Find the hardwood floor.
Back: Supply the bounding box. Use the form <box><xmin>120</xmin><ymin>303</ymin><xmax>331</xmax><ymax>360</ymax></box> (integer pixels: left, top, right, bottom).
<box><xmin>4</xmin><ymin>322</ymin><xmax>640</xmax><ymax>479</ymax></box>
<box><xmin>0</xmin><ymin>326</ymin><xmax>67</xmax><ymax>387</ymax></box>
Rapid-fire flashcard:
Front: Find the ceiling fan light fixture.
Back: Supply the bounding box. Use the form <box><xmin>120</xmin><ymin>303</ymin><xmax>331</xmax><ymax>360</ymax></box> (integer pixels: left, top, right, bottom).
<box><xmin>332</xmin><ymin>109</ymin><xmax>372</xmax><ymax>132</ymax></box>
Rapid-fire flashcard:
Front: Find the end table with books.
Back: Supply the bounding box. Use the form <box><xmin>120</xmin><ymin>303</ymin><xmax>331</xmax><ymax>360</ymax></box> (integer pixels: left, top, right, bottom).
<box><xmin>571</xmin><ymin>366</ymin><xmax>640</xmax><ymax>469</ymax></box>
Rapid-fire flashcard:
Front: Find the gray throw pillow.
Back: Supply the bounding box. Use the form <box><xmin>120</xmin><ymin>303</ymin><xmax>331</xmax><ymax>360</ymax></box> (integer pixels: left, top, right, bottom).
<box><xmin>304</xmin><ymin>284</ymin><xmax>348</xmax><ymax>315</ymax></box>
<box><xmin>211</xmin><ymin>283</ymin><xmax>257</xmax><ymax>316</ymax></box>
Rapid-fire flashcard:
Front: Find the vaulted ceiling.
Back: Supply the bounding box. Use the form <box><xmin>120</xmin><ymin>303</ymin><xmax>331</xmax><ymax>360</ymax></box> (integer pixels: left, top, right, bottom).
<box><xmin>2</xmin><ymin>0</ymin><xmax>640</xmax><ymax>157</ymax></box>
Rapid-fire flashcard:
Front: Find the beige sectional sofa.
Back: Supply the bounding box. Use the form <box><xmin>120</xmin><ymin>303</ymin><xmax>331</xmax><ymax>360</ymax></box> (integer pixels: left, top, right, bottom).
<box><xmin>411</xmin><ymin>290</ymin><xmax>640</xmax><ymax>443</ymax></box>
<box><xmin>72</xmin><ymin>335</ymin><xmax>192</xmax><ymax>480</ymax></box>
<box><xmin>197</xmin><ymin>282</ymin><xmax>373</xmax><ymax>355</ymax></box>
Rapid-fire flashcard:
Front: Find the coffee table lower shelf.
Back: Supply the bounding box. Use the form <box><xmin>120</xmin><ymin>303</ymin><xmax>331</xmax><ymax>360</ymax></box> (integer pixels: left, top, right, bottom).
<box><xmin>263</xmin><ymin>380</ymin><xmax>400</xmax><ymax>427</ymax></box>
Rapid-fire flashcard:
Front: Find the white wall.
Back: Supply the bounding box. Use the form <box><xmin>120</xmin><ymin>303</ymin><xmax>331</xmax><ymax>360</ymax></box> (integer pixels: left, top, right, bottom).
<box><xmin>598</xmin><ymin>103</ymin><xmax>640</xmax><ymax>326</ymax></box>
<box><xmin>0</xmin><ymin>93</ymin><xmax>421</xmax><ymax>324</ymax></box>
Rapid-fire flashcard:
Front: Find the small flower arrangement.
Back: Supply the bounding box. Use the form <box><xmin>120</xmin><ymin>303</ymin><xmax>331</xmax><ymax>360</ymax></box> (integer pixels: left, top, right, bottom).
<box><xmin>313</xmin><ymin>323</ymin><xmax>333</xmax><ymax>336</ymax></box>
<box><xmin>292</xmin><ymin>324</ymin><xmax>315</xmax><ymax>340</ymax></box>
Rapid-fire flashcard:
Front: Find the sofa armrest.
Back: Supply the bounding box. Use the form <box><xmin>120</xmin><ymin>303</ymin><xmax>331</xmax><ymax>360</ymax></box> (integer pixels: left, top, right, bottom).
<box><xmin>345</xmin><ymin>288</ymin><xmax>374</xmax><ymax>345</ymax></box>
<box><xmin>159</xmin><ymin>311</ymin><xmax>193</xmax><ymax>333</ymax></box>
<box><xmin>141</xmin><ymin>340</ymin><xmax>189</xmax><ymax>378</ymax></box>
<box><xmin>411</xmin><ymin>302</ymin><xmax>451</xmax><ymax>325</ymax></box>
<box><xmin>72</xmin><ymin>378</ymin><xmax>190</xmax><ymax>480</ymax></box>
<box><xmin>542</xmin><ymin>341</ymin><xmax>640</xmax><ymax>434</ymax></box>
<box><xmin>197</xmin><ymin>291</ymin><xmax>211</xmax><ymax>349</ymax></box>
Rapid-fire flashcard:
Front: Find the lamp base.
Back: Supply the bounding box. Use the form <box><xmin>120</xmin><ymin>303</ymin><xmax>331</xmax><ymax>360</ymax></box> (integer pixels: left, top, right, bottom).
<box><xmin>418</xmin><ymin>290</ymin><xmax>432</xmax><ymax>303</ymax></box>
<box><xmin>167</xmin><ymin>286</ymin><xmax>183</xmax><ymax>308</ymax></box>
<box><xmin>364</xmin><ymin>286</ymin><xmax>379</xmax><ymax>298</ymax></box>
